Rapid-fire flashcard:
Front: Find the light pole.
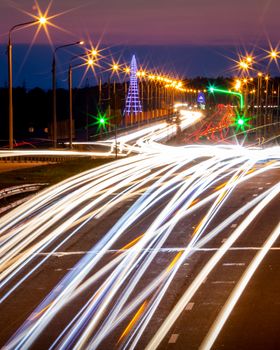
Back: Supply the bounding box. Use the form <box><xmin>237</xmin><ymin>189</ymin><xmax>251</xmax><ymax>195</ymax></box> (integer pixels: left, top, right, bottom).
<box><xmin>52</xmin><ymin>41</ymin><xmax>84</xmax><ymax>148</ymax></box>
<box><xmin>209</xmin><ymin>86</ymin><xmax>244</xmax><ymax>110</ymax></box>
<box><xmin>111</xmin><ymin>63</ymin><xmax>119</xmax><ymax>159</ymax></box>
<box><xmin>8</xmin><ymin>18</ymin><xmax>46</xmax><ymax>149</ymax></box>
<box><xmin>264</xmin><ymin>75</ymin><xmax>269</xmax><ymax>137</ymax></box>
<box><xmin>277</xmin><ymin>83</ymin><xmax>280</xmax><ymax>119</ymax></box>
<box><xmin>68</xmin><ymin>56</ymin><xmax>95</xmax><ymax>148</ymax></box>
<box><xmin>147</xmin><ymin>80</ymin><xmax>151</xmax><ymax>122</ymax></box>
<box><xmin>140</xmin><ymin>71</ymin><xmax>146</xmax><ymax>124</ymax></box>
<box><xmin>148</xmin><ymin>75</ymin><xmax>156</xmax><ymax>120</ymax></box>
<box><xmin>68</xmin><ymin>64</ymin><xmax>73</xmax><ymax>148</ymax></box>
<box><xmin>256</xmin><ymin>73</ymin><xmax>263</xmax><ymax>137</ymax></box>
<box><xmin>123</xmin><ymin>67</ymin><xmax>130</xmax><ymax>127</ymax></box>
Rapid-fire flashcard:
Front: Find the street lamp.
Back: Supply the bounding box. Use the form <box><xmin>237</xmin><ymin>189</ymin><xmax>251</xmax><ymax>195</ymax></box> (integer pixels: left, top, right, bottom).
<box><xmin>139</xmin><ymin>70</ymin><xmax>146</xmax><ymax>124</ymax></box>
<box><xmin>111</xmin><ymin>63</ymin><xmax>120</xmax><ymax>159</ymax></box>
<box><xmin>52</xmin><ymin>40</ymin><xmax>84</xmax><ymax>148</ymax></box>
<box><xmin>68</xmin><ymin>57</ymin><xmax>94</xmax><ymax>148</ymax></box>
<box><xmin>264</xmin><ymin>75</ymin><xmax>269</xmax><ymax>136</ymax></box>
<box><xmin>234</xmin><ymin>79</ymin><xmax>242</xmax><ymax>91</ymax></box>
<box><xmin>148</xmin><ymin>74</ymin><xmax>156</xmax><ymax>119</ymax></box>
<box><xmin>270</xmin><ymin>51</ymin><xmax>277</xmax><ymax>59</ymax></box>
<box><xmin>239</xmin><ymin>61</ymin><xmax>249</xmax><ymax>70</ymax></box>
<box><xmin>7</xmin><ymin>18</ymin><xmax>46</xmax><ymax>149</ymax></box>
<box><xmin>256</xmin><ymin>72</ymin><xmax>263</xmax><ymax>136</ymax></box>
<box><xmin>208</xmin><ymin>86</ymin><xmax>244</xmax><ymax>110</ymax></box>
<box><xmin>246</xmin><ymin>56</ymin><xmax>253</xmax><ymax>64</ymax></box>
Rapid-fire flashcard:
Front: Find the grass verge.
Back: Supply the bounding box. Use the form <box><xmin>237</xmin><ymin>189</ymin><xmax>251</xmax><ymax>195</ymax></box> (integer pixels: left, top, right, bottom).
<box><xmin>0</xmin><ymin>157</ymin><xmax>114</xmax><ymax>189</ymax></box>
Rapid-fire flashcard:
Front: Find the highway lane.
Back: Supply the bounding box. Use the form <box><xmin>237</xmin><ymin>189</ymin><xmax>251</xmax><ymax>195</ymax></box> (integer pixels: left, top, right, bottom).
<box><xmin>154</xmin><ymin>172</ymin><xmax>280</xmax><ymax>350</ymax></box>
<box><xmin>0</xmin><ymin>113</ymin><xmax>279</xmax><ymax>349</ymax></box>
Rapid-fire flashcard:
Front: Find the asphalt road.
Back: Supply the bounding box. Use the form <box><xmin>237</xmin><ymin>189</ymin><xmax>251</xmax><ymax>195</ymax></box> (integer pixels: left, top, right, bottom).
<box><xmin>0</xmin><ymin>142</ymin><xmax>279</xmax><ymax>350</ymax></box>
<box><xmin>158</xmin><ymin>170</ymin><xmax>280</xmax><ymax>350</ymax></box>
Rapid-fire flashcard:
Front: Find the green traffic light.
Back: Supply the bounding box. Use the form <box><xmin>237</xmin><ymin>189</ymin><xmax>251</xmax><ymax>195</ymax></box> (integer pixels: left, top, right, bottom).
<box><xmin>237</xmin><ymin>118</ymin><xmax>244</xmax><ymax>126</ymax></box>
<box><xmin>233</xmin><ymin>114</ymin><xmax>251</xmax><ymax>132</ymax></box>
<box><xmin>96</xmin><ymin>112</ymin><xmax>109</xmax><ymax>131</ymax></box>
<box><xmin>98</xmin><ymin>117</ymin><xmax>105</xmax><ymax>125</ymax></box>
<box><xmin>86</xmin><ymin>111</ymin><xmax>109</xmax><ymax>132</ymax></box>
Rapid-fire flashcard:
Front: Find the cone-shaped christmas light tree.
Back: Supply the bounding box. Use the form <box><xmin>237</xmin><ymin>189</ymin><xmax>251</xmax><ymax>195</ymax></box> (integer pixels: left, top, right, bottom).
<box><xmin>124</xmin><ymin>55</ymin><xmax>142</xmax><ymax>115</ymax></box>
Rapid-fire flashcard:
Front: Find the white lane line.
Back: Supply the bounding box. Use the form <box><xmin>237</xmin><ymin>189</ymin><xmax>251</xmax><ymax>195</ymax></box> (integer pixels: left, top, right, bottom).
<box><xmin>168</xmin><ymin>334</ymin><xmax>179</xmax><ymax>344</ymax></box>
<box><xmin>253</xmin><ymin>194</ymin><xmax>258</xmax><ymax>197</ymax></box>
<box><xmin>258</xmin><ymin>187</ymin><xmax>263</xmax><ymax>190</ymax></box>
<box><xmin>199</xmin><ymin>221</ymin><xmax>280</xmax><ymax>350</ymax></box>
<box><xmin>39</xmin><ymin>246</ymin><xmax>280</xmax><ymax>255</ymax></box>
<box><xmin>223</xmin><ymin>263</ymin><xmax>245</xmax><ymax>266</ymax></box>
<box><xmin>185</xmin><ymin>302</ymin><xmax>194</xmax><ymax>311</ymax></box>
<box><xmin>230</xmin><ymin>223</ymin><xmax>237</xmax><ymax>228</ymax></box>
<box><xmin>221</xmin><ymin>238</ymin><xmax>227</xmax><ymax>243</ymax></box>
<box><xmin>212</xmin><ymin>281</ymin><xmax>235</xmax><ymax>284</ymax></box>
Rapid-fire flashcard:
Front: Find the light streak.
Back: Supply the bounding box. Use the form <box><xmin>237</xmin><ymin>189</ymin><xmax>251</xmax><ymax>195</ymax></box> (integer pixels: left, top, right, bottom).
<box><xmin>118</xmin><ymin>301</ymin><xmax>148</xmax><ymax>344</ymax></box>
<box><xmin>0</xmin><ymin>116</ymin><xmax>279</xmax><ymax>350</ymax></box>
<box><xmin>200</xmin><ymin>221</ymin><xmax>280</xmax><ymax>350</ymax></box>
<box><xmin>145</xmin><ymin>184</ymin><xmax>280</xmax><ymax>350</ymax></box>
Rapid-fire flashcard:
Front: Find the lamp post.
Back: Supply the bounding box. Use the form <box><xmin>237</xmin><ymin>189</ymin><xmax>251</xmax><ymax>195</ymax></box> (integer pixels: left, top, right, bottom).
<box><xmin>111</xmin><ymin>63</ymin><xmax>119</xmax><ymax>159</ymax></box>
<box><xmin>140</xmin><ymin>71</ymin><xmax>146</xmax><ymax>124</ymax></box>
<box><xmin>147</xmin><ymin>80</ymin><xmax>151</xmax><ymax>122</ymax></box>
<box><xmin>7</xmin><ymin>18</ymin><xmax>45</xmax><ymax>149</ymax></box>
<box><xmin>52</xmin><ymin>41</ymin><xmax>84</xmax><ymax>148</ymax></box>
<box><xmin>277</xmin><ymin>83</ymin><xmax>280</xmax><ymax>119</ymax></box>
<box><xmin>148</xmin><ymin>75</ymin><xmax>156</xmax><ymax>120</ymax></box>
<box><xmin>68</xmin><ymin>56</ymin><xmax>94</xmax><ymax>148</ymax></box>
<box><xmin>98</xmin><ymin>77</ymin><xmax>102</xmax><ymax>107</ymax></box>
<box><xmin>68</xmin><ymin>65</ymin><xmax>73</xmax><ymax>148</ymax></box>
<box><xmin>256</xmin><ymin>73</ymin><xmax>263</xmax><ymax>137</ymax></box>
<box><xmin>264</xmin><ymin>75</ymin><xmax>269</xmax><ymax>137</ymax></box>
<box><xmin>123</xmin><ymin>66</ymin><xmax>130</xmax><ymax>127</ymax></box>
<box><xmin>208</xmin><ymin>86</ymin><xmax>244</xmax><ymax>110</ymax></box>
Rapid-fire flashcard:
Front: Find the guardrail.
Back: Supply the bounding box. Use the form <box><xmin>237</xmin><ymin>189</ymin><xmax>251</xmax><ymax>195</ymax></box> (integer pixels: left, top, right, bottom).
<box><xmin>0</xmin><ymin>155</ymin><xmax>86</xmax><ymax>163</ymax></box>
<box><xmin>0</xmin><ymin>183</ymin><xmax>48</xmax><ymax>199</ymax></box>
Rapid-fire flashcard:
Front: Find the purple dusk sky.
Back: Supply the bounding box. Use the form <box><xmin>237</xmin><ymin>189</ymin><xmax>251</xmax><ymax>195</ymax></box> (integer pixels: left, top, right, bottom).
<box><xmin>0</xmin><ymin>0</ymin><xmax>279</xmax><ymax>88</ymax></box>
<box><xmin>0</xmin><ymin>0</ymin><xmax>279</xmax><ymax>46</ymax></box>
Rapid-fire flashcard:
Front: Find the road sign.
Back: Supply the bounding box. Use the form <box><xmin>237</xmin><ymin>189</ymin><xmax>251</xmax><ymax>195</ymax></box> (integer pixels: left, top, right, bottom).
<box><xmin>197</xmin><ymin>92</ymin><xmax>206</xmax><ymax>104</ymax></box>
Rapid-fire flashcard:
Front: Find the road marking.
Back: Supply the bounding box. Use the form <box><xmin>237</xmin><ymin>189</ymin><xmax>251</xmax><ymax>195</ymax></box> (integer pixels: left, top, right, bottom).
<box><xmin>253</xmin><ymin>194</ymin><xmax>258</xmax><ymax>197</ymax></box>
<box><xmin>185</xmin><ymin>302</ymin><xmax>194</xmax><ymax>311</ymax></box>
<box><xmin>223</xmin><ymin>263</ymin><xmax>245</xmax><ymax>266</ymax></box>
<box><xmin>221</xmin><ymin>238</ymin><xmax>227</xmax><ymax>243</ymax></box>
<box><xmin>258</xmin><ymin>187</ymin><xmax>263</xmax><ymax>190</ymax></box>
<box><xmin>230</xmin><ymin>223</ymin><xmax>237</xmax><ymax>228</ymax></box>
<box><xmin>168</xmin><ymin>334</ymin><xmax>179</xmax><ymax>344</ymax></box>
<box><xmin>212</xmin><ymin>281</ymin><xmax>235</xmax><ymax>284</ymax></box>
<box><xmin>39</xmin><ymin>246</ymin><xmax>280</xmax><ymax>256</ymax></box>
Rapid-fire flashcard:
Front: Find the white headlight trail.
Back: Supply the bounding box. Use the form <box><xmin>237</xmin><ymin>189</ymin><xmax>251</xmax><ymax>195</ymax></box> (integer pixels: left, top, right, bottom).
<box><xmin>1</xmin><ymin>117</ymin><xmax>279</xmax><ymax>350</ymax></box>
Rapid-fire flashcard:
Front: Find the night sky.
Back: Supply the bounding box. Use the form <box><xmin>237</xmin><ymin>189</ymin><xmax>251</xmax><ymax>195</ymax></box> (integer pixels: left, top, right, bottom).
<box><xmin>0</xmin><ymin>0</ymin><xmax>279</xmax><ymax>88</ymax></box>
